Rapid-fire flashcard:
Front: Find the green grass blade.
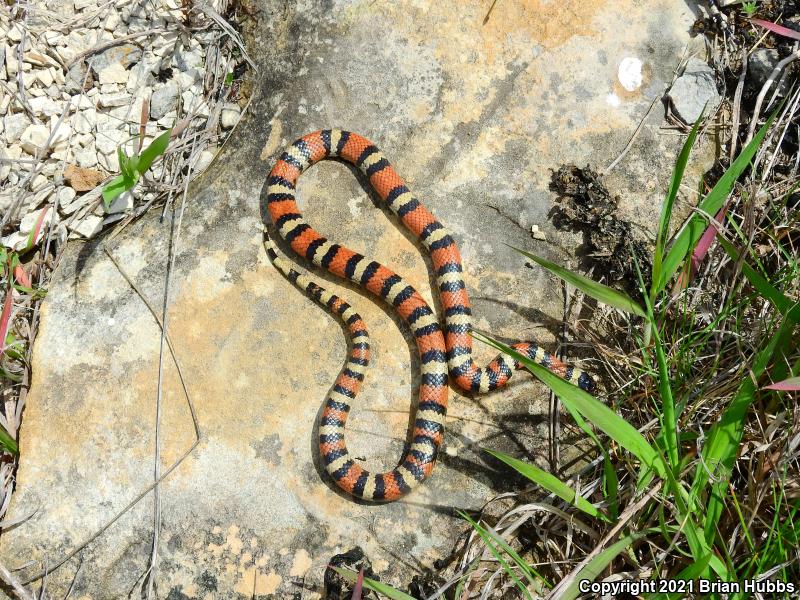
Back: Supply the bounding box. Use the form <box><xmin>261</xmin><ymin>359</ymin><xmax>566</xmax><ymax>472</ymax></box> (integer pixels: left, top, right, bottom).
<box><xmin>0</xmin><ymin>424</ymin><xmax>18</xmax><ymax>454</ymax></box>
<box><xmin>137</xmin><ymin>128</ymin><xmax>172</xmax><ymax>174</ymax></box>
<box><xmin>102</xmin><ymin>174</ymin><xmax>131</xmax><ymax>207</ymax></box>
<box><xmin>652</xmin><ymin>111</ymin><xmax>703</xmax><ymax>298</ymax></box>
<box><xmin>473</xmin><ymin>331</ymin><xmax>666</xmax><ymax>478</ymax></box>
<box><xmin>485</xmin><ymin>449</ymin><xmax>607</xmax><ymax>521</ymax></box>
<box><xmin>510</xmin><ymin>246</ymin><xmax>646</xmax><ymax>317</ymax></box>
<box><xmin>657</xmin><ymin>112</ymin><xmax>776</xmax><ymax>292</ymax></box>
<box><xmin>700</xmin><ymin>313</ymin><xmax>796</xmax><ymax>540</ymax></box>
<box><xmin>559</xmin><ymin>533</ymin><xmax>644</xmax><ymax>600</ymax></box>
<box><xmin>460</xmin><ymin>511</ymin><xmax>542</xmax><ymax>595</ymax></box>
<box><xmin>333</xmin><ymin>568</ymin><xmax>416</xmax><ymax>600</ymax></box>
<box><xmin>460</xmin><ymin>514</ymin><xmax>532</xmax><ymax>599</ymax></box>
<box><xmin>718</xmin><ymin>236</ymin><xmax>797</xmax><ymax>320</ymax></box>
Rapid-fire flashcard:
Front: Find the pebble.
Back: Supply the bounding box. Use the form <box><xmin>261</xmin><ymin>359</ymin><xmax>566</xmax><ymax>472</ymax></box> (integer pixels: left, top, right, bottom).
<box><xmin>20</xmin><ymin>206</ymin><xmax>57</xmax><ymax>234</ymax></box>
<box><xmin>65</xmin><ymin>62</ymin><xmax>90</xmax><ymax>94</ymax></box>
<box><xmin>49</xmin><ymin>118</ymin><xmax>72</xmax><ymax>145</ymax></box>
<box><xmin>150</xmin><ymin>83</ymin><xmax>179</xmax><ymax>120</ymax></box>
<box><xmin>94</xmin><ymin>43</ymin><xmax>143</xmax><ymax>72</ymax></box>
<box><xmin>73</xmin><ymin>108</ymin><xmax>96</xmax><ymax>134</ymax></box>
<box><xmin>749</xmin><ymin>49</ymin><xmax>789</xmax><ymax>96</ymax></box>
<box><xmin>0</xmin><ymin>147</ymin><xmax>10</xmax><ymax>182</ymax></box>
<box><xmin>194</xmin><ymin>148</ymin><xmax>216</xmax><ymax>172</ymax></box>
<box><xmin>4</xmin><ymin>113</ymin><xmax>32</xmax><ymax>143</ymax></box>
<box><xmin>28</xmin><ymin>96</ymin><xmax>62</xmax><ymax>117</ymax></box>
<box><xmin>531</xmin><ymin>225</ymin><xmax>546</xmax><ymax>241</ymax></box>
<box><xmin>20</xmin><ymin>124</ymin><xmax>51</xmax><ymax>156</ymax></box>
<box><xmin>98</xmin><ymin>62</ymin><xmax>129</xmax><ymax>85</ymax></box>
<box><xmin>70</xmin><ymin>214</ymin><xmax>103</xmax><ymax>238</ymax></box>
<box><xmin>667</xmin><ymin>57</ymin><xmax>721</xmax><ymax>124</ymax></box>
<box><xmin>1</xmin><ymin>231</ymin><xmax>28</xmax><ymax>251</ymax></box>
<box><xmin>107</xmin><ymin>190</ymin><xmax>133</xmax><ymax>214</ymax></box>
<box><xmin>7</xmin><ymin>24</ymin><xmax>23</xmax><ymax>43</ymax></box>
<box><xmin>98</xmin><ymin>93</ymin><xmax>132</xmax><ymax>108</ymax></box>
<box><xmin>55</xmin><ymin>186</ymin><xmax>77</xmax><ymax>207</ymax></box>
<box><xmin>95</xmin><ymin>127</ymin><xmax>126</xmax><ymax>155</ymax></box>
<box><xmin>73</xmin><ymin>146</ymin><xmax>98</xmax><ymax>168</ymax></box>
<box><xmin>220</xmin><ymin>103</ymin><xmax>241</xmax><ymax>129</ymax></box>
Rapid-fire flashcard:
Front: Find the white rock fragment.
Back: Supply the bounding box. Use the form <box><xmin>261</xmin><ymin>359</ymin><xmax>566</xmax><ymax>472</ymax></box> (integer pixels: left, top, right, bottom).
<box><xmin>0</xmin><ymin>146</ymin><xmax>10</xmax><ymax>182</ymax></box>
<box><xmin>74</xmin><ymin>146</ymin><xmax>98</xmax><ymax>168</ymax></box>
<box><xmin>220</xmin><ymin>103</ymin><xmax>241</xmax><ymax>129</ymax></box>
<box><xmin>107</xmin><ymin>191</ymin><xmax>133</xmax><ymax>214</ymax></box>
<box><xmin>98</xmin><ymin>62</ymin><xmax>128</xmax><ymax>85</ymax></box>
<box><xmin>55</xmin><ymin>186</ymin><xmax>77</xmax><ymax>207</ymax></box>
<box><xmin>7</xmin><ymin>24</ymin><xmax>23</xmax><ymax>43</ymax></box>
<box><xmin>73</xmin><ymin>108</ymin><xmax>96</xmax><ymax>134</ymax></box>
<box><xmin>36</xmin><ymin>68</ymin><xmax>55</xmax><ymax>87</ymax></box>
<box><xmin>28</xmin><ymin>95</ymin><xmax>62</xmax><ymax>117</ymax></box>
<box><xmin>49</xmin><ymin>117</ymin><xmax>72</xmax><ymax>145</ymax></box>
<box><xmin>1</xmin><ymin>231</ymin><xmax>28</xmax><ymax>251</ymax></box>
<box><xmin>531</xmin><ymin>225</ymin><xmax>546</xmax><ymax>241</ymax></box>
<box><xmin>20</xmin><ymin>206</ymin><xmax>57</xmax><ymax>234</ymax></box>
<box><xmin>20</xmin><ymin>124</ymin><xmax>50</xmax><ymax>156</ymax></box>
<box><xmin>98</xmin><ymin>93</ymin><xmax>132</xmax><ymax>108</ymax></box>
<box><xmin>3</xmin><ymin>113</ymin><xmax>31</xmax><ymax>142</ymax></box>
<box><xmin>70</xmin><ymin>214</ymin><xmax>103</xmax><ymax>238</ymax></box>
<box><xmin>95</xmin><ymin>128</ymin><xmax>126</xmax><ymax>155</ymax></box>
<box><xmin>194</xmin><ymin>148</ymin><xmax>215</xmax><ymax>172</ymax></box>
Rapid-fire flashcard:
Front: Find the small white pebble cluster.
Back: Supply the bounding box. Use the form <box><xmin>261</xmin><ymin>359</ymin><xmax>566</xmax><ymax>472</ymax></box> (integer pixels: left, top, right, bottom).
<box><xmin>0</xmin><ymin>0</ymin><xmax>248</xmax><ymax>250</ymax></box>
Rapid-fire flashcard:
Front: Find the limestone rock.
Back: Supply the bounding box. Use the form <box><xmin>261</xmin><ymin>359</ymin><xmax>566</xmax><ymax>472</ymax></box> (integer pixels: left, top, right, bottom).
<box><xmin>3</xmin><ymin>112</ymin><xmax>32</xmax><ymax>143</ymax></box>
<box><xmin>91</xmin><ymin>42</ymin><xmax>143</xmax><ymax>74</ymax></box>
<box><xmin>69</xmin><ymin>214</ymin><xmax>103</xmax><ymax>238</ymax></box>
<box><xmin>150</xmin><ymin>82</ymin><xmax>179</xmax><ymax>120</ymax></box>
<box><xmin>20</xmin><ymin>123</ymin><xmax>50</xmax><ymax>155</ymax></box>
<box><xmin>220</xmin><ymin>102</ymin><xmax>241</xmax><ymax>129</ymax></box>
<box><xmin>667</xmin><ymin>57</ymin><xmax>721</xmax><ymax>123</ymax></box>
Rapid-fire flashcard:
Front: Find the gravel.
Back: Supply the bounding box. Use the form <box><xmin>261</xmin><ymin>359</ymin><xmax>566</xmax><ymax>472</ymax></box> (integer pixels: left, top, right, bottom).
<box><xmin>1</xmin><ymin>0</ymin><xmax>250</xmax><ymax>245</ymax></box>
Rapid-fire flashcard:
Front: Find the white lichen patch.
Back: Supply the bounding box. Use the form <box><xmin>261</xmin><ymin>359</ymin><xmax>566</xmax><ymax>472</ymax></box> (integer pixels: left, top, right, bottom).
<box><xmin>618</xmin><ymin>56</ymin><xmax>644</xmax><ymax>91</ymax></box>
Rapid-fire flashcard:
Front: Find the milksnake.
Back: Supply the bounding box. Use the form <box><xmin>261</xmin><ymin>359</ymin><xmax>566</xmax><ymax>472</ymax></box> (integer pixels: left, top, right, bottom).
<box><xmin>264</xmin><ymin>130</ymin><xmax>594</xmax><ymax>502</ymax></box>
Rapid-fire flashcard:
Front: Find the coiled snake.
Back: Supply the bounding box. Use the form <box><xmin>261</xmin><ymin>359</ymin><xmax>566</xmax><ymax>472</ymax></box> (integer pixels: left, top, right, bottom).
<box><xmin>264</xmin><ymin>130</ymin><xmax>594</xmax><ymax>502</ymax></box>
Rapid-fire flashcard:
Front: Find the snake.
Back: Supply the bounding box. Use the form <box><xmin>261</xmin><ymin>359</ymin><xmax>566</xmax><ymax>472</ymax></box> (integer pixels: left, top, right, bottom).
<box><xmin>264</xmin><ymin>129</ymin><xmax>594</xmax><ymax>502</ymax></box>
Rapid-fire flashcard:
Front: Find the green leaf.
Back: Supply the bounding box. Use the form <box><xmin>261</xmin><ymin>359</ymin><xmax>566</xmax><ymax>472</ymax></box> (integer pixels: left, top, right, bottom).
<box><xmin>473</xmin><ymin>331</ymin><xmax>667</xmax><ymax>479</ymax></box>
<box><xmin>486</xmin><ymin>449</ymin><xmax>608</xmax><ymax>521</ymax></box>
<box><xmin>652</xmin><ymin>111</ymin><xmax>703</xmax><ymax>298</ymax></box>
<box><xmin>137</xmin><ymin>129</ymin><xmax>172</xmax><ymax>175</ymax></box>
<box><xmin>657</xmin><ymin>111</ymin><xmax>776</xmax><ymax>292</ymax></box>
<box><xmin>333</xmin><ymin>568</ymin><xmax>416</xmax><ymax>600</ymax></box>
<box><xmin>0</xmin><ymin>423</ymin><xmax>18</xmax><ymax>455</ymax></box>
<box><xmin>558</xmin><ymin>533</ymin><xmax>644</xmax><ymax>600</ymax></box>
<box><xmin>512</xmin><ymin>246</ymin><xmax>646</xmax><ymax>317</ymax></box>
<box><xmin>102</xmin><ymin>175</ymin><xmax>133</xmax><ymax>208</ymax></box>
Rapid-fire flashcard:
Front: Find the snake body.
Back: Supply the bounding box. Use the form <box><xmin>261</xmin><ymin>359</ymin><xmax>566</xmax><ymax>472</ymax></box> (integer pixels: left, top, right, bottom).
<box><xmin>264</xmin><ymin>130</ymin><xmax>594</xmax><ymax>502</ymax></box>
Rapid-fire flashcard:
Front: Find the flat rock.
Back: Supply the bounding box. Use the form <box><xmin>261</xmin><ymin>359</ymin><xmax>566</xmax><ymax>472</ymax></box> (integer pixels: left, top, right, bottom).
<box><xmin>2</xmin><ymin>1</ymin><xmax>711</xmax><ymax>597</ymax></box>
<box><xmin>90</xmin><ymin>42</ymin><xmax>143</xmax><ymax>74</ymax></box>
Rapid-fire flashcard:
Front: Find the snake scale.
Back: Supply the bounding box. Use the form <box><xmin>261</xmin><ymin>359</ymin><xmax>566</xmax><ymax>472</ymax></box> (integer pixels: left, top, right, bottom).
<box><xmin>264</xmin><ymin>129</ymin><xmax>594</xmax><ymax>502</ymax></box>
